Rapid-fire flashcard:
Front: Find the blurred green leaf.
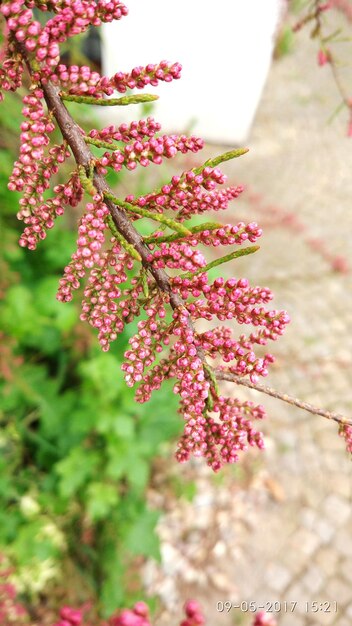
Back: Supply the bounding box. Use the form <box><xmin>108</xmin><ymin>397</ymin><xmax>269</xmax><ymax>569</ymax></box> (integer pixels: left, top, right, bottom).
<box><xmin>34</xmin><ymin>277</ymin><xmax>77</xmax><ymax>330</ymax></box>
<box><xmin>100</xmin><ymin>553</ymin><xmax>125</xmax><ymax>615</ymax></box>
<box><xmin>86</xmin><ymin>482</ymin><xmax>119</xmax><ymax>522</ymax></box>
<box><xmin>127</xmin><ymin>458</ymin><xmax>150</xmax><ymax>493</ymax></box>
<box><xmin>274</xmin><ymin>26</ymin><xmax>295</xmax><ymax>59</ymax></box>
<box><xmin>10</xmin><ymin>520</ymin><xmax>61</xmax><ymax>562</ymax></box>
<box><xmin>79</xmin><ymin>353</ymin><xmax>125</xmax><ymax>402</ymax></box>
<box><xmin>123</xmin><ymin>508</ymin><xmax>160</xmax><ymax>560</ymax></box>
<box><xmin>56</xmin><ymin>448</ymin><xmax>100</xmax><ymax>497</ymax></box>
<box><xmin>97</xmin><ymin>412</ymin><xmax>135</xmax><ymax>438</ymax></box>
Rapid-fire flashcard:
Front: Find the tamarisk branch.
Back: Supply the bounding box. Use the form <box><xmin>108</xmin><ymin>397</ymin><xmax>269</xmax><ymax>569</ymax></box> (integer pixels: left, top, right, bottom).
<box><xmin>1</xmin><ymin>0</ymin><xmax>351</xmax><ymax>468</ymax></box>
<box><xmin>40</xmin><ymin>79</ymin><xmax>352</xmax><ymax>441</ymax></box>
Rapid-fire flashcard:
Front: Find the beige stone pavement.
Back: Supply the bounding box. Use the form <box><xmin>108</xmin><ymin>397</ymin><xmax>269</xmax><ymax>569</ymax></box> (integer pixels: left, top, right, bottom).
<box><xmin>142</xmin><ymin>11</ymin><xmax>352</xmax><ymax>626</ymax></box>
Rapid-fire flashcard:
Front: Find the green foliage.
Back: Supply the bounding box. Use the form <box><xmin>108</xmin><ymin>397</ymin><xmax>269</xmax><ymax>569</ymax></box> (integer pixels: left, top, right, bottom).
<box><xmin>274</xmin><ymin>26</ymin><xmax>295</xmax><ymax>59</ymax></box>
<box><xmin>289</xmin><ymin>0</ymin><xmax>311</xmax><ymax>14</ymax></box>
<box><xmin>0</xmin><ymin>92</ymin><xmax>182</xmax><ymax>616</ymax></box>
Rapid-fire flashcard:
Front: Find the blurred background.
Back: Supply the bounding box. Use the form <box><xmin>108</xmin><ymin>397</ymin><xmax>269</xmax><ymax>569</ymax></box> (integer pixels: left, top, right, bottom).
<box><xmin>102</xmin><ymin>0</ymin><xmax>284</xmax><ymax>143</ymax></box>
<box><xmin>0</xmin><ymin>1</ymin><xmax>352</xmax><ymax>625</ymax></box>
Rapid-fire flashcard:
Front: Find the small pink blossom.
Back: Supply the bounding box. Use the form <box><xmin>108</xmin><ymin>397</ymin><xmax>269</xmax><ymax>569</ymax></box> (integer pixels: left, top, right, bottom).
<box><xmin>253</xmin><ymin>612</ymin><xmax>277</xmax><ymax>626</ymax></box>
<box><xmin>347</xmin><ymin>113</ymin><xmax>352</xmax><ymax>137</ymax></box>
<box><xmin>317</xmin><ymin>48</ymin><xmax>330</xmax><ymax>66</ymax></box>
<box><xmin>339</xmin><ymin>423</ymin><xmax>352</xmax><ymax>454</ymax></box>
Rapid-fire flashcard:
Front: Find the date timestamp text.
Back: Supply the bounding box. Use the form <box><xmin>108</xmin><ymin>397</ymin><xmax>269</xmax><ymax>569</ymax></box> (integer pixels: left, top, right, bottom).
<box><xmin>216</xmin><ymin>601</ymin><xmax>338</xmax><ymax>613</ymax></box>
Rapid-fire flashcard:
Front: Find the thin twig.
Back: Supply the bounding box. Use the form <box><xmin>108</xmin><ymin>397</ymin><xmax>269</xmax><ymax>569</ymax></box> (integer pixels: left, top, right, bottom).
<box><xmin>328</xmin><ymin>54</ymin><xmax>351</xmax><ymax>108</ymax></box>
<box><xmin>215</xmin><ymin>369</ymin><xmax>352</xmax><ymax>426</ymax></box>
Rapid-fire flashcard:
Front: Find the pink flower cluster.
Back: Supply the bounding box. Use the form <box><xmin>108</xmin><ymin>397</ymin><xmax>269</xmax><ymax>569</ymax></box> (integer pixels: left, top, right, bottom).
<box><xmin>97</xmin><ymin>134</ymin><xmax>204</xmax><ymax>173</ymax></box>
<box><xmin>147</xmin><ymin>242</ymin><xmax>207</xmax><ymax>271</ymax></box>
<box><xmin>57</xmin><ymin>195</ymin><xmax>109</xmax><ymax>301</ymax></box>
<box><xmin>5</xmin><ymin>86</ymin><xmax>76</xmax><ymax>248</ymax></box>
<box><xmin>146</xmin><ymin>222</ymin><xmax>262</xmax><ymax>248</ymax></box>
<box><xmin>1</xmin><ymin>2</ymin><xmax>59</xmax><ymax>73</ymax></box>
<box><xmin>50</xmin><ymin>63</ymin><xmax>104</xmax><ymax>95</ymax></box>
<box><xmin>1</xmin><ymin>0</ymin><xmax>128</xmax><ymax>82</ymax></box>
<box><xmin>108</xmin><ymin>60</ymin><xmax>183</xmax><ymax>93</ymax></box>
<box><xmin>81</xmin><ymin>242</ymin><xmax>140</xmax><ymax>351</ymax></box>
<box><xmin>0</xmin><ymin>54</ymin><xmax>24</xmax><ymax>101</ymax></box>
<box><xmin>196</xmin><ymin>325</ymin><xmax>275</xmax><ymax>381</ymax></box>
<box><xmin>89</xmin><ymin>118</ymin><xmax>162</xmax><ymax>144</ymax></box>
<box><xmin>43</xmin><ymin>0</ymin><xmax>128</xmax><ymax>44</ymax></box>
<box><xmin>176</xmin><ymin>391</ymin><xmax>266</xmax><ymax>471</ymax></box>
<box><xmin>122</xmin><ymin>297</ymin><xmax>169</xmax><ymax>379</ymax></box>
<box><xmin>8</xmin><ymin>89</ymin><xmax>55</xmax><ymax>193</ymax></box>
<box><xmin>17</xmin><ymin>144</ymin><xmax>72</xmax><ymax>249</ymax></box>
<box><xmin>127</xmin><ymin>304</ymin><xmax>271</xmax><ymax>471</ymax></box>
<box><xmin>180</xmin><ymin>601</ymin><xmax>205</xmax><ymax>626</ymax></box>
<box><xmin>53</xmin><ymin>603</ymin><xmax>278</xmax><ymax>626</ymax></box>
<box><xmin>109</xmin><ymin>602</ymin><xmax>151</xmax><ymax>626</ymax></box>
<box><xmin>125</xmin><ymin>167</ymin><xmax>243</xmax><ymax>218</ymax></box>
<box><xmin>0</xmin><ymin>0</ymin><xmax>128</xmax><ymax>106</ymax></box>
<box><xmin>193</xmin><ymin>222</ymin><xmax>262</xmax><ymax>246</ymax></box>
<box><xmin>112</xmin><ymin>600</ymin><xmax>204</xmax><ymax>626</ymax></box>
<box><xmin>54</xmin><ymin>600</ymin><xmax>205</xmax><ymax>626</ymax></box>
<box><xmin>182</xmin><ymin>276</ymin><xmax>283</xmax><ymax>326</ymax></box>
<box><xmin>55</xmin><ymin>605</ymin><xmax>83</xmax><ymax>626</ymax></box>
<box><xmin>51</xmin><ymin>60</ymin><xmax>182</xmax><ymax>98</ymax></box>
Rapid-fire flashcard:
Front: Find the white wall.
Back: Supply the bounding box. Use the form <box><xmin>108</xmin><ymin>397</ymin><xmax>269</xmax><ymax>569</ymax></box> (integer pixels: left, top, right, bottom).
<box><xmin>102</xmin><ymin>1</ymin><xmax>282</xmax><ymax>144</ymax></box>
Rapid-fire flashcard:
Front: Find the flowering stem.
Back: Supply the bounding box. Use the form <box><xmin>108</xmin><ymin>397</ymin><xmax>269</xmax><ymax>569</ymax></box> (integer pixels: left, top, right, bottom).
<box><xmin>143</xmin><ymin>222</ymin><xmax>223</xmax><ymax>245</ymax></box>
<box><xmin>215</xmin><ymin>370</ymin><xmax>352</xmax><ymax>427</ymax></box>
<box><xmin>112</xmin><ymin>230</ymin><xmax>142</xmax><ymax>262</ymax></box>
<box><xmin>140</xmin><ymin>148</ymin><xmax>249</xmax><ymax>207</ymax></box>
<box><xmin>203</xmin><ymin>363</ymin><xmax>220</xmax><ymax>410</ymax></box>
<box><xmin>84</xmin><ymin>136</ymin><xmax>122</xmax><ymax>150</ymax></box>
<box><xmin>103</xmin><ymin>190</ymin><xmax>192</xmax><ymax>238</ymax></box>
<box><xmin>194</xmin><ymin>147</ymin><xmax>249</xmax><ymax>174</ymax></box>
<box><xmin>60</xmin><ymin>93</ymin><xmax>159</xmax><ymax>106</ymax></box>
<box><xmin>106</xmin><ymin>214</ymin><xmax>142</xmax><ymax>262</ymax></box>
<box><xmin>78</xmin><ymin>164</ymin><xmax>97</xmax><ymax>196</ymax></box>
<box><xmin>328</xmin><ymin>53</ymin><xmax>351</xmax><ymax>108</ymax></box>
<box><xmin>180</xmin><ymin>245</ymin><xmax>260</xmax><ymax>279</ymax></box>
<box><xmin>140</xmin><ymin>268</ymin><xmax>149</xmax><ymax>297</ymax></box>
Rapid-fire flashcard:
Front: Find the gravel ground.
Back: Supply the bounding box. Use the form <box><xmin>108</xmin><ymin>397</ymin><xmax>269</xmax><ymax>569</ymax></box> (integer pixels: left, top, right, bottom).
<box><xmin>141</xmin><ymin>10</ymin><xmax>352</xmax><ymax>626</ymax></box>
